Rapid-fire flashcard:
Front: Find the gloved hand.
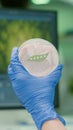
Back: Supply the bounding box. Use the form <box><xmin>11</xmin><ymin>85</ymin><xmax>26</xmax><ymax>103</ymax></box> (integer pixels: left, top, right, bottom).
<box><xmin>8</xmin><ymin>47</ymin><xmax>66</xmax><ymax>130</ymax></box>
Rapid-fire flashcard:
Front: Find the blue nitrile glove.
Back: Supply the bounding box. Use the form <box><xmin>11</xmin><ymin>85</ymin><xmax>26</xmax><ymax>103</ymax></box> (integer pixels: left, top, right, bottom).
<box><xmin>8</xmin><ymin>47</ymin><xmax>66</xmax><ymax>130</ymax></box>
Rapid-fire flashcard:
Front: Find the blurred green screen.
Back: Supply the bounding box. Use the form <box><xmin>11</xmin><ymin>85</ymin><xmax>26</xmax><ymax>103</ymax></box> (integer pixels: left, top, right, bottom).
<box><xmin>0</xmin><ymin>20</ymin><xmax>52</xmax><ymax>74</ymax></box>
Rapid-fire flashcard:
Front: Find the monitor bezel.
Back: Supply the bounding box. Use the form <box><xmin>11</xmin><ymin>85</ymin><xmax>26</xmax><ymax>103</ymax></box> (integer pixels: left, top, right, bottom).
<box><xmin>0</xmin><ymin>9</ymin><xmax>59</xmax><ymax>109</ymax></box>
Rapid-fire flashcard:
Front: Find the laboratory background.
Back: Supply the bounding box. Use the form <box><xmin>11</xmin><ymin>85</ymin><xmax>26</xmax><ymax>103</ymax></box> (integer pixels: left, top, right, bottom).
<box><xmin>0</xmin><ymin>0</ymin><xmax>73</xmax><ymax>130</ymax></box>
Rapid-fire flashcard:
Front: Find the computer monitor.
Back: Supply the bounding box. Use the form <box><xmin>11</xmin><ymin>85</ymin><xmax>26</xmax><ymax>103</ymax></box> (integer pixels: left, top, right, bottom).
<box><xmin>0</xmin><ymin>9</ymin><xmax>58</xmax><ymax>108</ymax></box>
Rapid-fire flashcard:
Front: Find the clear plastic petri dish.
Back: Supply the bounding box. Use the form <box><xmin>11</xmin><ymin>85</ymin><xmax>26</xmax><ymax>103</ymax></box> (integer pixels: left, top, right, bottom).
<box><xmin>18</xmin><ymin>38</ymin><xmax>59</xmax><ymax>77</ymax></box>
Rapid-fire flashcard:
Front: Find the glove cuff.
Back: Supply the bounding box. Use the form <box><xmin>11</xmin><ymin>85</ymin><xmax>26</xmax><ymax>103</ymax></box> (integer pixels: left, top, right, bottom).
<box><xmin>31</xmin><ymin>106</ymin><xmax>66</xmax><ymax>130</ymax></box>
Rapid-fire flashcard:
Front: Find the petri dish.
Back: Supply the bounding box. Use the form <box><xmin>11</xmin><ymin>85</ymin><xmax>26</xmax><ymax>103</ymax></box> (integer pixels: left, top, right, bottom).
<box><xmin>18</xmin><ymin>38</ymin><xmax>59</xmax><ymax>77</ymax></box>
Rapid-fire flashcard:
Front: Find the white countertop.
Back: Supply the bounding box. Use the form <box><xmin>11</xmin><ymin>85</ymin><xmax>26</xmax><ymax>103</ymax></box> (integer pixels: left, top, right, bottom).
<box><xmin>0</xmin><ymin>109</ymin><xmax>72</xmax><ymax>130</ymax></box>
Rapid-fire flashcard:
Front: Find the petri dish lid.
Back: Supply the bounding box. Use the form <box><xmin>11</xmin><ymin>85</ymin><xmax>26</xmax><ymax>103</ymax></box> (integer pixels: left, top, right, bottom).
<box><xmin>18</xmin><ymin>38</ymin><xmax>59</xmax><ymax>77</ymax></box>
